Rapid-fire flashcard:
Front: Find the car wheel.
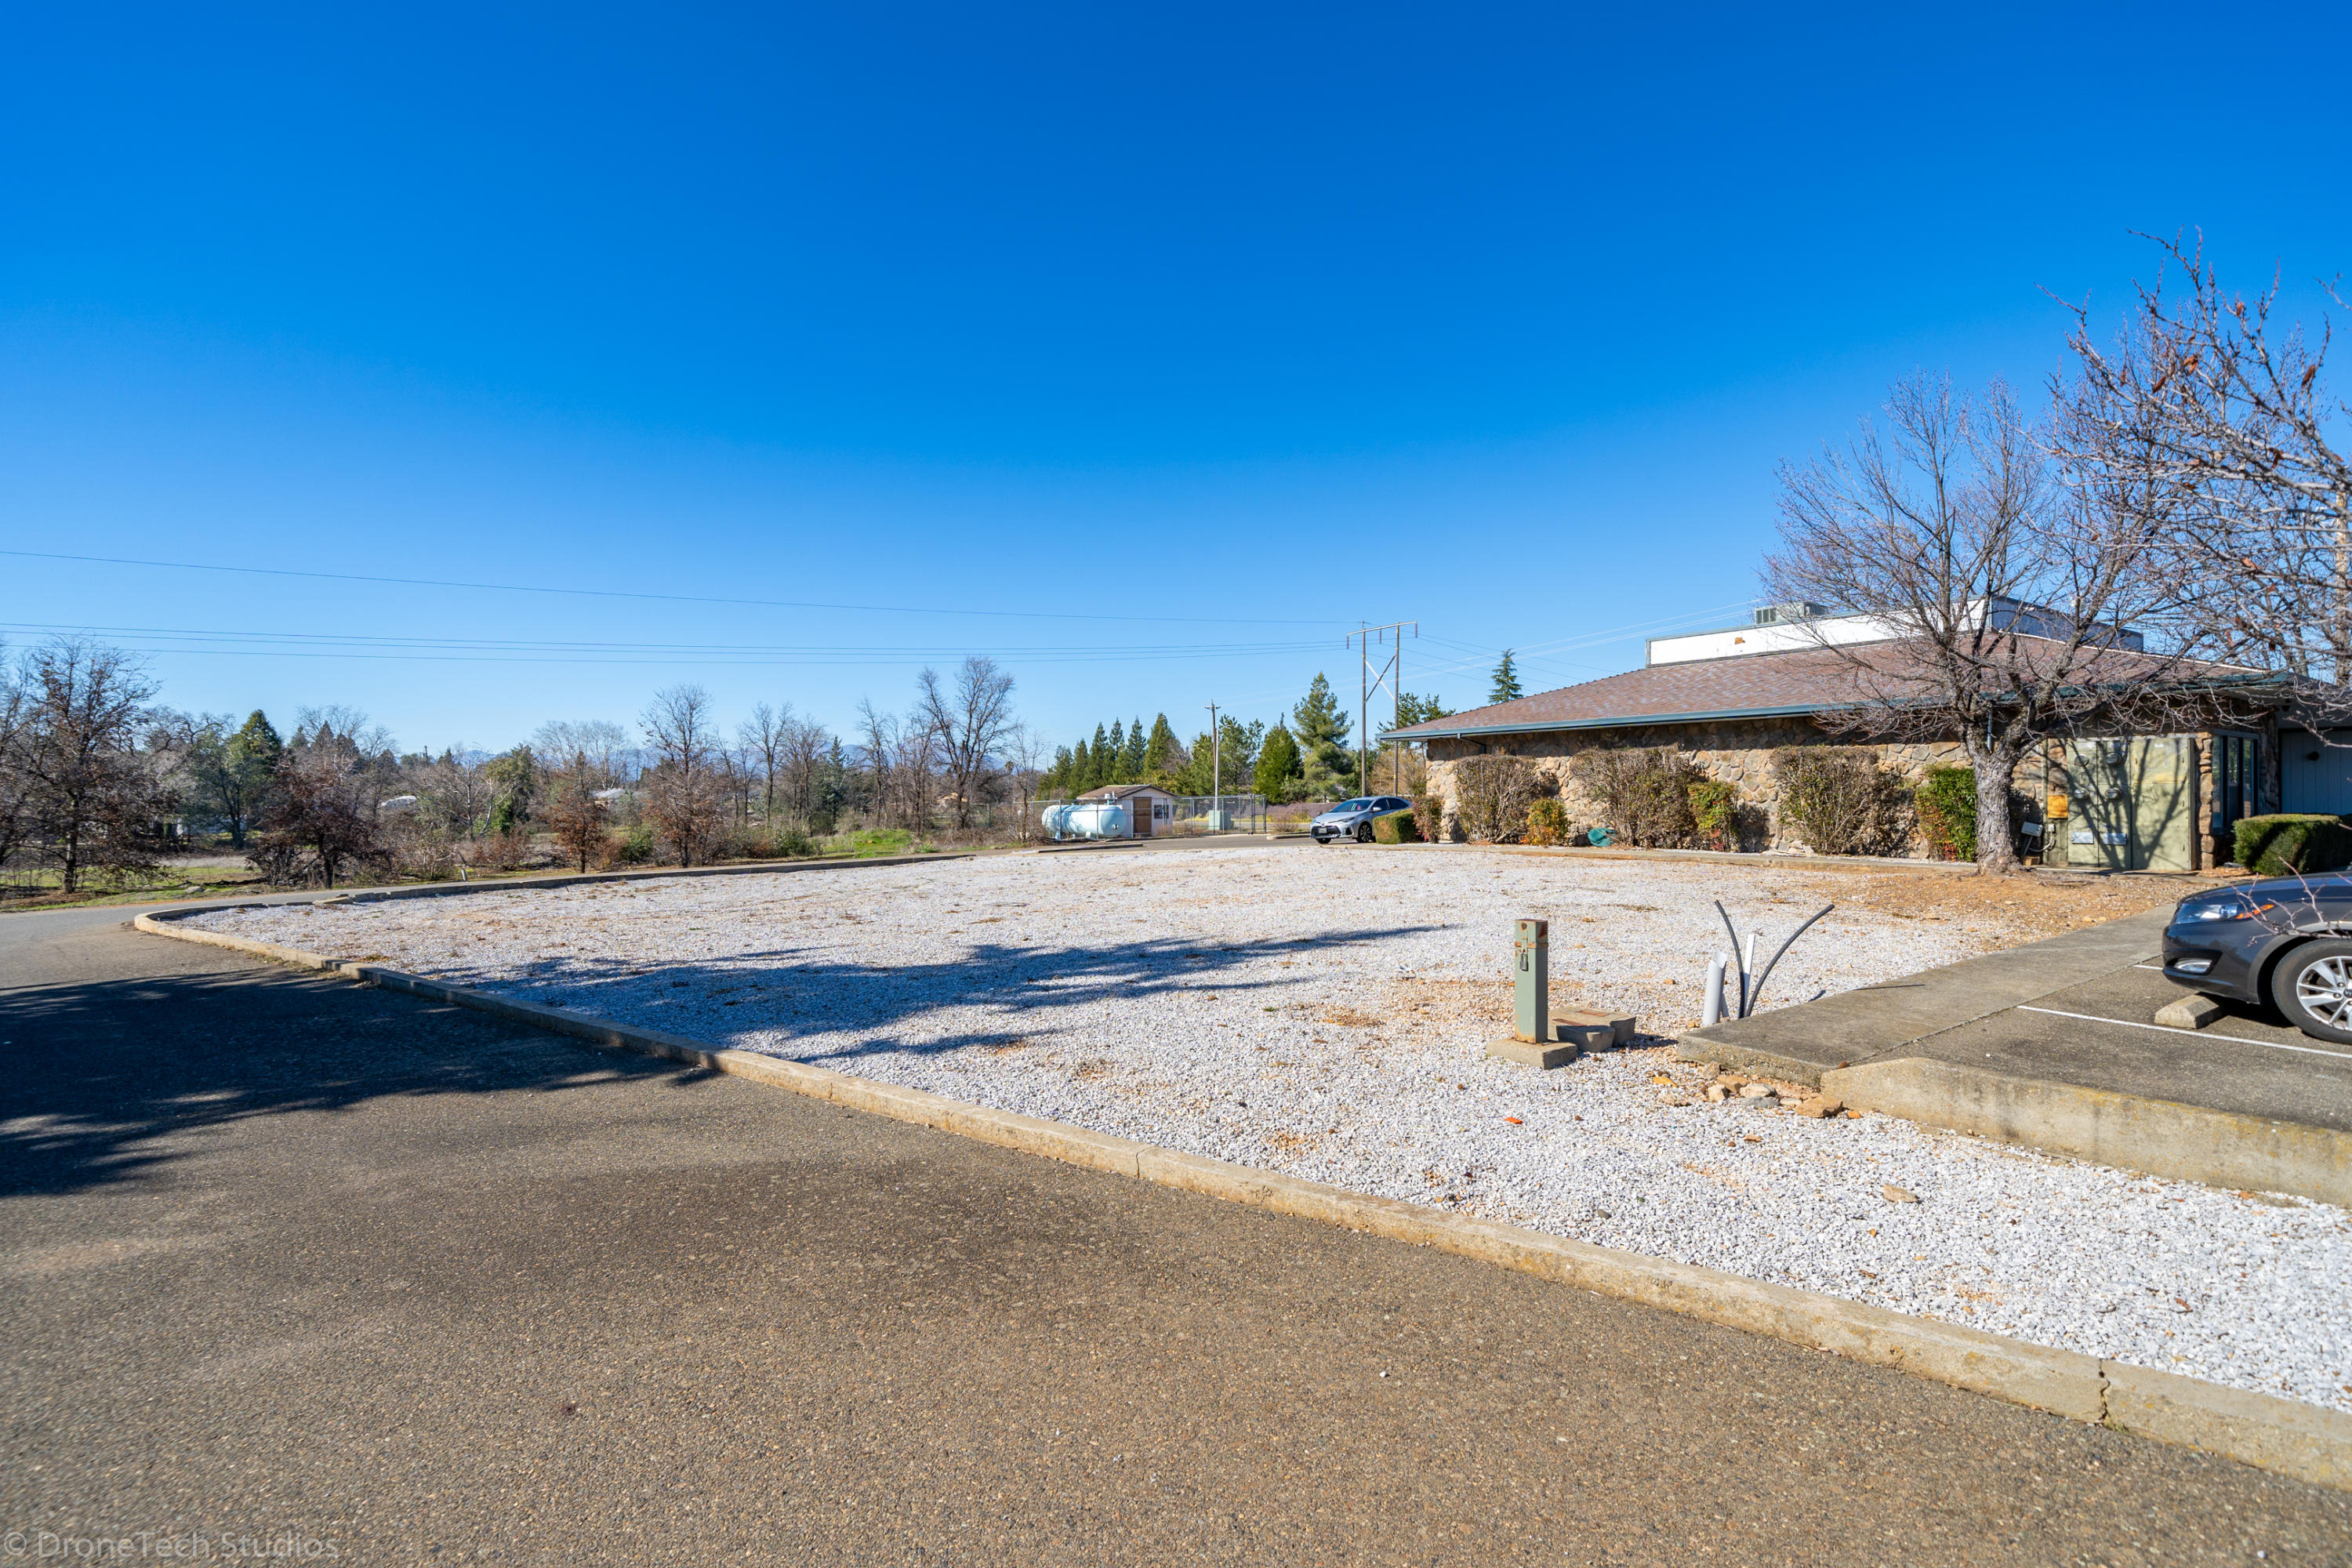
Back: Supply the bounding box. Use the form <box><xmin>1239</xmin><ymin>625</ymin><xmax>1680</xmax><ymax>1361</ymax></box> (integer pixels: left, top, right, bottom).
<box><xmin>1355</xmin><ymin>822</ymin><xmax>1373</xmax><ymax>844</ymax></box>
<box><xmin>2270</xmin><ymin>939</ymin><xmax>2352</xmax><ymax>1044</ymax></box>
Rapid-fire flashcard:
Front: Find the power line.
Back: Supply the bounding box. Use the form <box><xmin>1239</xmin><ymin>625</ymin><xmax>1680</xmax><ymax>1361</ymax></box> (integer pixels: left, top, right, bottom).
<box><xmin>0</xmin><ymin>620</ymin><xmax>1329</xmax><ymax>668</ymax></box>
<box><xmin>0</xmin><ymin>550</ymin><xmax>1349</xmax><ymax>630</ymax></box>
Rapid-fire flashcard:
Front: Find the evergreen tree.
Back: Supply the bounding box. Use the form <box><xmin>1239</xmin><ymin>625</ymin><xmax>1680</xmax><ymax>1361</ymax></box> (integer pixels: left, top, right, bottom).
<box><xmin>1254</xmin><ymin>724</ymin><xmax>1303</xmax><ymax>803</ymax></box>
<box><xmin>485</xmin><ymin>743</ymin><xmax>537</xmax><ymax>836</ymax></box>
<box><xmin>1070</xmin><ymin>738</ymin><xmax>1093</xmax><ymax>792</ymax></box>
<box><xmin>1291</xmin><ymin>673</ymin><xmax>1354</xmax><ymax>789</ymax></box>
<box><xmin>1048</xmin><ymin>745</ymin><xmax>1073</xmax><ymax>795</ymax></box>
<box><xmin>1120</xmin><ymin>717</ymin><xmax>1146</xmax><ymax>782</ymax></box>
<box><xmin>1142</xmin><ymin>714</ymin><xmax>1181</xmax><ymax>781</ymax></box>
<box><xmin>1087</xmin><ymin>724</ymin><xmax>1112</xmax><ymax>788</ymax></box>
<box><xmin>1105</xmin><ymin>720</ymin><xmax>1127</xmax><ymax>783</ymax></box>
<box><xmin>1488</xmin><ymin>651</ymin><xmax>1523</xmax><ymax>706</ymax></box>
<box><xmin>1179</xmin><ymin>731</ymin><xmax>1217</xmax><ymax>795</ymax></box>
<box><xmin>1395</xmin><ymin>692</ymin><xmax>1454</xmax><ymax>729</ymax></box>
<box><xmin>233</xmin><ymin>710</ymin><xmax>285</xmax><ymax>772</ymax></box>
<box><xmin>181</xmin><ymin>710</ymin><xmax>285</xmax><ymax>848</ymax></box>
<box><xmin>1218</xmin><ymin>717</ymin><xmax>1264</xmax><ymax>793</ymax></box>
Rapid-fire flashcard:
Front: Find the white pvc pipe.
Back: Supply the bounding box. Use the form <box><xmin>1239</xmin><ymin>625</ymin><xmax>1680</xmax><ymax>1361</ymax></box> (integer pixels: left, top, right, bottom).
<box><xmin>1702</xmin><ymin>954</ymin><xmax>1728</xmax><ymax>1027</ymax></box>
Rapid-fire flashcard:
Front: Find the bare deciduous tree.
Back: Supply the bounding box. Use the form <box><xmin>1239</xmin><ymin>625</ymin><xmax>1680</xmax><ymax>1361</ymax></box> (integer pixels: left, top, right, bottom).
<box><xmin>14</xmin><ymin>639</ymin><xmax>174</xmax><ymax>891</ymax></box>
<box><xmin>1767</xmin><ymin>374</ymin><xmax>2237</xmax><ymax>873</ymax></box>
<box><xmin>251</xmin><ymin>742</ymin><xmax>387</xmax><ymax>888</ymax></box>
<box><xmin>0</xmin><ymin>648</ymin><xmax>34</xmax><ymax>872</ymax></box>
<box><xmin>2055</xmin><ymin>234</ymin><xmax>2352</xmax><ymax>701</ymax></box>
<box><xmin>779</xmin><ymin>712</ymin><xmax>833</xmax><ymax>826</ymax></box>
<box><xmin>915</xmin><ymin>656</ymin><xmax>1018</xmax><ymax>829</ymax></box>
<box><xmin>532</xmin><ymin>720</ymin><xmax>630</xmax><ymax>788</ymax></box>
<box><xmin>542</xmin><ymin>747</ymin><xmax>612</xmax><ymax>873</ymax></box>
<box><xmin>855</xmin><ymin>699</ymin><xmax>898</xmax><ymax>828</ymax></box>
<box><xmin>642</xmin><ymin>684</ymin><xmax>722</xmax><ymax>866</ymax></box>
<box><xmin>739</xmin><ymin>702</ymin><xmax>793</xmax><ymax>824</ymax></box>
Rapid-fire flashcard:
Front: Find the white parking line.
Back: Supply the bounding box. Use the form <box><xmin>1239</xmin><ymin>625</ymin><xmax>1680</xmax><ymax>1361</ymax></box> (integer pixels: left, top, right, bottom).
<box><xmin>2016</xmin><ymin>1005</ymin><xmax>2352</xmax><ymax>1060</ymax></box>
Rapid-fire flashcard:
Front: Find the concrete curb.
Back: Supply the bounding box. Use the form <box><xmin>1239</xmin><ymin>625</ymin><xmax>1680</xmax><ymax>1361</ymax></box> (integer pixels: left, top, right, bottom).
<box><xmin>1822</xmin><ymin>1056</ymin><xmax>2352</xmax><ymax>1210</ymax></box>
<box><xmin>132</xmin><ymin>908</ymin><xmax>2352</xmax><ymax>1494</ymax></box>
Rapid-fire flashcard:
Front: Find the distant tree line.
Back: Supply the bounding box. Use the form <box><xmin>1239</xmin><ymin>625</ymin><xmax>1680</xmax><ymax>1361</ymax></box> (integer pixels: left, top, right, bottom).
<box><xmin>0</xmin><ymin>642</ymin><xmax>1040</xmax><ymax>892</ymax></box>
<box><xmin>1036</xmin><ymin>675</ymin><xmax>1453</xmax><ymax>804</ymax></box>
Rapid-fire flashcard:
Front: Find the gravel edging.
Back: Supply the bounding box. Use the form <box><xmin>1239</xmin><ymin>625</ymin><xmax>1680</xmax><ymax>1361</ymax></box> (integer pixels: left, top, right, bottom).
<box><xmin>132</xmin><ymin>906</ymin><xmax>2352</xmax><ymax>1494</ymax></box>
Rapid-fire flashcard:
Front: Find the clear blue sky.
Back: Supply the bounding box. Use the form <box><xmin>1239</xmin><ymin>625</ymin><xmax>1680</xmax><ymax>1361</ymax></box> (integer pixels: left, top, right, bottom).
<box><xmin>5</xmin><ymin>2</ymin><xmax>2348</xmax><ymax>756</ymax></box>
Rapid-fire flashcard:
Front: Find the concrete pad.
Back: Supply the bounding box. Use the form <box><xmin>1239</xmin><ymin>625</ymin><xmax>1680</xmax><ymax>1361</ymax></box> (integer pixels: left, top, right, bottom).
<box><xmin>1822</xmin><ymin>1057</ymin><xmax>2352</xmax><ymax>1207</ymax></box>
<box><xmin>1678</xmin><ymin>906</ymin><xmax>2352</xmax><ymax>1202</ymax></box>
<box><xmin>1679</xmin><ymin>908</ymin><xmax>2176</xmax><ymax>1085</ymax></box>
<box><xmin>1486</xmin><ymin>1036</ymin><xmax>1581</xmax><ymax>1069</ymax></box>
<box><xmin>1559</xmin><ymin>1007</ymin><xmax>1637</xmax><ymax>1046</ymax></box>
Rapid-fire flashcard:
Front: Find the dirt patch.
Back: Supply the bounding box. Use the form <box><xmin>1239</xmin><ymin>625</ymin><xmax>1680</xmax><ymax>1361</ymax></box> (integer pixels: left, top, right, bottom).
<box><xmin>1762</xmin><ymin>868</ymin><xmax>2202</xmax><ymax>942</ymax></box>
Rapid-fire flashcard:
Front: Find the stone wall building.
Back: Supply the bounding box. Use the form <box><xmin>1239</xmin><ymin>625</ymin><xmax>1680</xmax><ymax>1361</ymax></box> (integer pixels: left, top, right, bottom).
<box><xmin>1383</xmin><ymin>609</ymin><xmax>2285</xmax><ymax>871</ymax></box>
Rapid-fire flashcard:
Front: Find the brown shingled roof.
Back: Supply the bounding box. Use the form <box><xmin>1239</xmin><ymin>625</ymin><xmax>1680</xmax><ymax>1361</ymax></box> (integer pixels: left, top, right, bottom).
<box><xmin>1384</xmin><ymin>637</ymin><xmax>2272</xmax><ymax>740</ymax></box>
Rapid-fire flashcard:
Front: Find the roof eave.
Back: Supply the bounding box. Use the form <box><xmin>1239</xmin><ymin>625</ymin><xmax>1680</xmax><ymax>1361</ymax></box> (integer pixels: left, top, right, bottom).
<box><xmin>1379</xmin><ymin>702</ymin><xmax>1836</xmax><ymax>741</ymax></box>
<box><xmin>1379</xmin><ymin>670</ymin><xmax>2287</xmax><ymax>742</ymax></box>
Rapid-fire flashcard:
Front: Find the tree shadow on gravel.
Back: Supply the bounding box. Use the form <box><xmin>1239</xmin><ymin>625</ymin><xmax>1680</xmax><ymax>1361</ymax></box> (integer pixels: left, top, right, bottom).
<box><xmin>420</xmin><ymin>926</ymin><xmax>1445</xmax><ymax>1064</ymax></box>
<box><xmin>0</xmin><ymin>965</ymin><xmax>705</xmax><ymax>1199</ymax></box>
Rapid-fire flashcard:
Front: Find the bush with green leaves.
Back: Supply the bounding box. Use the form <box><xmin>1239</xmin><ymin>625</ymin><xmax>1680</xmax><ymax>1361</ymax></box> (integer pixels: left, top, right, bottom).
<box><xmin>1370</xmin><ymin>808</ymin><xmax>1421</xmax><ymax>844</ymax></box>
<box><xmin>2234</xmin><ymin>814</ymin><xmax>2352</xmax><ymax>876</ymax></box>
<box><xmin>1523</xmin><ymin>796</ymin><xmax>1570</xmax><ymax>846</ymax></box>
<box><xmin>1686</xmin><ymin>781</ymin><xmax>1740</xmax><ymax>850</ymax></box>
<box><xmin>1450</xmin><ymin>754</ymin><xmax>1538</xmax><ymax>843</ymax></box>
<box><xmin>1570</xmin><ymin>747</ymin><xmax>1706</xmax><ymax>848</ymax></box>
<box><xmin>1772</xmin><ymin>747</ymin><xmax>1914</xmax><ymax>856</ymax></box>
<box><xmin>1915</xmin><ymin>765</ymin><xmax>1978</xmax><ymax>861</ymax></box>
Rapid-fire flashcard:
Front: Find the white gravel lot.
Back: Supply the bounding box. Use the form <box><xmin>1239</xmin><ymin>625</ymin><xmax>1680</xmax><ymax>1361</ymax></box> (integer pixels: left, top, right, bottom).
<box><xmin>197</xmin><ymin>846</ymin><xmax>2352</xmax><ymax>1414</ymax></box>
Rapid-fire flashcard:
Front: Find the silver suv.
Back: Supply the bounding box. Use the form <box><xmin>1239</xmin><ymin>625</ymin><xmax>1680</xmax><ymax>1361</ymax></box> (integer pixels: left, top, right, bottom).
<box><xmin>1309</xmin><ymin>796</ymin><xmax>1413</xmax><ymax>844</ymax></box>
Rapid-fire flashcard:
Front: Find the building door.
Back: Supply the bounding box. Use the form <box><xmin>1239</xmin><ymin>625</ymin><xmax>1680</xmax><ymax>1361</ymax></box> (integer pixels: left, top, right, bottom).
<box><xmin>2279</xmin><ymin>732</ymin><xmax>2347</xmax><ymax>816</ymax></box>
<box><xmin>2065</xmin><ymin>737</ymin><xmax>2194</xmax><ymax>873</ymax></box>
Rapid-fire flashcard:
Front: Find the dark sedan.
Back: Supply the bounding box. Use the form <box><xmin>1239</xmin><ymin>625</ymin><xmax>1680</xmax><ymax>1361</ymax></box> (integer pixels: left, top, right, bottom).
<box><xmin>2162</xmin><ymin>875</ymin><xmax>2352</xmax><ymax>1044</ymax></box>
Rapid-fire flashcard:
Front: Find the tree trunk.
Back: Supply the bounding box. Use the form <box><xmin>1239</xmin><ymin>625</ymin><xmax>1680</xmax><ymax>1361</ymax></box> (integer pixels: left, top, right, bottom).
<box><xmin>1969</xmin><ymin>741</ymin><xmax>2024</xmax><ymax>873</ymax></box>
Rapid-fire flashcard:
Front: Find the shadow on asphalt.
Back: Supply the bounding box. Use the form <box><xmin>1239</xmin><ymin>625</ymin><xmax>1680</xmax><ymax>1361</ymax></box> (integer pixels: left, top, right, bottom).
<box><xmin>0</xmin><ymin>966</ymin><xmax>695</xmax><ymax>1199</ymax></box>
<box><xmin>398</xmin><ymin>925</ymin><xmax>1443</xmax><ymax>1065</ymax></box>
<box><xmin>0</xmin><ymin>924</ymin><xmax>1433</xmax><ymax>1197</ymax></box>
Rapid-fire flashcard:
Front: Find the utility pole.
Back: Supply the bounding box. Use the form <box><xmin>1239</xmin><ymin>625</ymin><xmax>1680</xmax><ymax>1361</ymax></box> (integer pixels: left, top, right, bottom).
<box><xmin>1203</xmin><ymin>701</ymin><xmax>1221</xmax><ymax>810</ymax></box>
<box><xmin>1346</xmin><ymin>620</ymin><xmax>1417</xmax><ymax>797</ymax></box>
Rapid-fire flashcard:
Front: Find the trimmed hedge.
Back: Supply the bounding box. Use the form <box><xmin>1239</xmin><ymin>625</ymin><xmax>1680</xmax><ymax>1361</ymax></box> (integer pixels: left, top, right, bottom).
<box><xmin>2234</xmin><ymin>814</ymin><xmax>2352</xmax><ymax>876</ymax></box>
<box><xmin>1915</xmin><ymin>766</ymin><xmax>1978</xmax><ymax>862</ymax></box>
<box><xmin>1371</xmin><ymin>808</ymin><xmax>1422</xmax><ymax>844</ymax></box>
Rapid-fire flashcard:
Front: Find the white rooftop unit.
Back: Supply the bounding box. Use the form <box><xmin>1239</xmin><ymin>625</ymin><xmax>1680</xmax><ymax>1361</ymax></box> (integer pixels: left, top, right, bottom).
<box><xmin>1645</xmin><ymin>597</ymin><xmax>2142</xmax><ymax>667</ymax></box>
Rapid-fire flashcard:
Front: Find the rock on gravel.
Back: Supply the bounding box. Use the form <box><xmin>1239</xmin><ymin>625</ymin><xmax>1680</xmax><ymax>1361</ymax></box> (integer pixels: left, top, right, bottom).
<box><xmin>191</xmin><ymin>846</ymin><xmax>2352</xmax><ymax>1415</ymax></box>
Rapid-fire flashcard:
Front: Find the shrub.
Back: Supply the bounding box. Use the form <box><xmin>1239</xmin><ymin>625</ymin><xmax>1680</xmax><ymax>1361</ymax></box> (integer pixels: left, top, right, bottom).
<box><xmin>1371</xmin><ymin>808</ymin><xmax>1421</xmax><ymax>844</ymax></box>
<box><xmin>1570</xmin><ymin>747</ymin><xmax>1705</xmax><ymax>848</ymax></box>
<box><xmin>610</xmin><ymin>823</ymin><xmax>656</xmax><ymax>865</ymax></box>
<box><xmin>1773</xmin><ymin>748</ymin><xmax>1913</xmax><ymax>856</ymax></box>
<box><xmin>740</xmin><ymin>824</ymin><xmax>815</xmax><ymax>858</ymax></box>
<box><xmin>1915</xmin><ymin>766</ymin><xmax>1978</xmax><ymax>861</ymax></box>
<box><xmin>1686</xmin><ymin>781</ymin><xmax>1740</xmax><ymax>851</ymax></box>
<box><xmin>1450</xmin><ymin>755</ymin><xmax>1538</xmax><ymax>843</ymax></box>
<box><xmin>1523</xmin><ymin>797</ymin><xmax>1570</xmax><ymax>846</ymax></box>
<box><xmin>1413</xmin><ymin>793</ymin><xmax>1447</xmax><ymax>844</ymax></box>
<box><xmin>2234</xmin><ymin>814</ymin><xmax>2352</xmax><ymax>876</ymax></box>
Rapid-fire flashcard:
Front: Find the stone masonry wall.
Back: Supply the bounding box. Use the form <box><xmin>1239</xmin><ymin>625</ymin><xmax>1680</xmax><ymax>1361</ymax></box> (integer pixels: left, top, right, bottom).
<box><xmin>1425</xmin><ymin>719</ymin><xmax>1969</xmax><ymax>856</ymax></box>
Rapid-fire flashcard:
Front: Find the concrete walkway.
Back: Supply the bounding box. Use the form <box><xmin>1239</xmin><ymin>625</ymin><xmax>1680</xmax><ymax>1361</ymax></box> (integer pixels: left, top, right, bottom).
<box><xmin>1679</xmin><ymin>909</ymin><xmax>2352</xmax><ymax>1202</ymax></box>
<box><xmin>4</xmin><ymin>908</ymin><xmax>2347</xmax><ymax>1562</ymax></box>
